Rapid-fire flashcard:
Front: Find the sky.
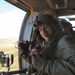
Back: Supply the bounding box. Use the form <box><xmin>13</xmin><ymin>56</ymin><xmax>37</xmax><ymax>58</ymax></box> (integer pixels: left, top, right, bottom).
<box><xmin>0</xmin><ymin>0</ymin><xmax>26</xmax><ymax>38</ymax></box>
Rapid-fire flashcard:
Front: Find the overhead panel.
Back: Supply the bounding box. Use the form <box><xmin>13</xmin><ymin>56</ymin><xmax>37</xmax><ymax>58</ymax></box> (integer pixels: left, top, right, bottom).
<box><xmin>5</xmin><ymin>0</ymin><xmax>30</xmax><ymax>12</ymax></box>
<box><xmin>18</xmin><ymin>0</ymin><xmax>51</xmax><ymax>10</ymax></box>
<box><xmin>5</xmin><ymin>0</ymin><xmax>75</xmax><ymax>16</ymax></box>
<box><xmin>46</xmin><ymin>0</ymin><xmax>68</xmax><ymax>9</ymax></box>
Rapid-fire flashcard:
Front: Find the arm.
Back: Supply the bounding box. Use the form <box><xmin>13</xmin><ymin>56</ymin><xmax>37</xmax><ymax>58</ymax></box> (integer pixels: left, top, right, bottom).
<box><xmin>31</xmin><ymin>36</ymin><xmax>75</xmax><ymax>75</ymax></box>
<box><xmin>32</xmin><ymin>56</ymin><xmax>75</xmax><ymax>75</ymax></box>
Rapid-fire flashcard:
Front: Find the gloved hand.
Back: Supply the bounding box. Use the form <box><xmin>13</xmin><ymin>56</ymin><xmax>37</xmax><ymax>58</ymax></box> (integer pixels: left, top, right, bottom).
<box><xmin>18</xmin><ymin>40</ymin><xmax>31</xmax><ymax>61</ymax></box>
<box><xmin>29</xmin><ymin>44</ymin><xmax>43</xmax><ymax>57</ymax></box>
<box><xmin>18</xmin><ymin>40</ymin><xmax>30</xmax><ymax>50</ymax></box>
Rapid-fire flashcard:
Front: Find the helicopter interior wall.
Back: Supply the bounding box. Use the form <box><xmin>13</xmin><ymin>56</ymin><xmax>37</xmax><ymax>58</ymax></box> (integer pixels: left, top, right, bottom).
<box><xmin>19</xmin><ymin>11</ymin><xmax>39</xmax><ymax>70</ymax></box>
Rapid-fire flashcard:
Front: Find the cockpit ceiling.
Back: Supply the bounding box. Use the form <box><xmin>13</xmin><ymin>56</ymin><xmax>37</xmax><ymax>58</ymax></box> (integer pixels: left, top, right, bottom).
<box><xmin>6</xmin><ymin>0</ymin><xmax>75</xmax><ymax>15</ymax></box>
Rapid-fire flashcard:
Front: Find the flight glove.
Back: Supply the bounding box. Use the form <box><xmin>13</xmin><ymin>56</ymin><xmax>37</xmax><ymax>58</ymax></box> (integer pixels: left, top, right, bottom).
<box><xmin>18</xmin><ymin>40</ymin><xmax>30</xmax><ymax>61</ymax></box>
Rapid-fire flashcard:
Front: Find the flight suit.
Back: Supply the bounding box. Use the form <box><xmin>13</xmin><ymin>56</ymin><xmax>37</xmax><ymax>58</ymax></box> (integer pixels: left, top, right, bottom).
<box><xmin>31</xmin><ymin>35</ymin><xmax>75</xmax><ymax>75</ymax></box>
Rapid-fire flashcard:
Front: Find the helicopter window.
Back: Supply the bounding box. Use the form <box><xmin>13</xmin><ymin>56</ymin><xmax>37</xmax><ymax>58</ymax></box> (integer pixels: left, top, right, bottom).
<box><xmin>0</xmin><ymin>0</ymin><xmax>26</xmax><ymax>72</ymax></box>
<box><xmin>58</xmin><ymin>15</ymin><xmax>75</xmax><ymax>31</ymax></box>
<box><xmin>70</xmin><ymin>21</ymin><xmax>75</xmax><ymax>31</ymax></box>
